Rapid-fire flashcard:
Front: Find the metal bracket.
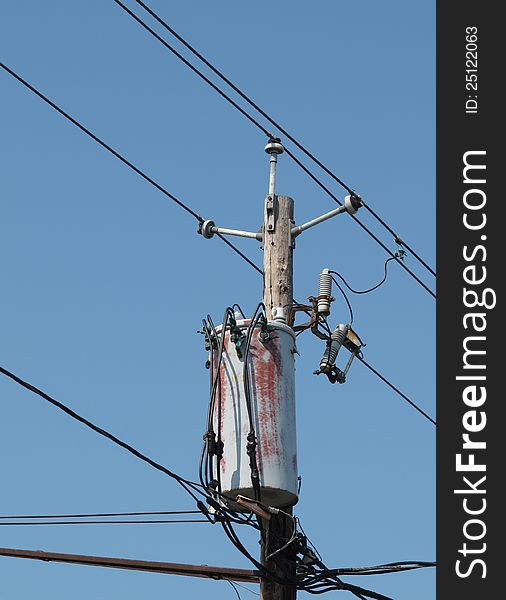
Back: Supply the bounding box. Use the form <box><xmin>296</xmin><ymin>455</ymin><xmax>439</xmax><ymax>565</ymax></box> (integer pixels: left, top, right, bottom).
<box><xmin>290</xmin><ymin>297</ymin><xmax>329</xmax><ymax>340</ymax></box>
<box><xmin>265</xmin><ymin>195</ymin><xmax>276</xmax><ymax>233</ymax></box>
<box><xmin>291</xmin><ymin>194</ymin><xmax>363</xmax><ymax>238</ymax></box>
<box><xmin>198</xmin><ymin>219</ymin><xmax>262</xmax><ymax>241</ymax></box>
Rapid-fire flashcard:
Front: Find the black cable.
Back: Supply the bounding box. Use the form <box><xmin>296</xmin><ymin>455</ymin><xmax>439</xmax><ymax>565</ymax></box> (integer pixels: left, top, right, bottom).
<box><xmin>201</xmin><ymin>309</ymin><xmax>234</xmax><ymax>491</ymax></box>
<box><xmin>231</xmin><ymin>304</ymin><xmax>246</xmax><ymax>318</ymax></box>
<box><xmin>198</xmin><ymin>314</ymin><xmax>262</xmax><ymax>530</ymax></box>
<box><xmin>356</xmin><ymin>357</ymin><xmax>436</xmax><ymax>426</ymax></box>
<box><xmin>331</xmin><ymin>258</ymin><xmax>396</xmax><ymax>295</ymax></box>
<box><xmin>0</xmin><ymin>62</ymin><xmax>201</xmax><ymax>222</ymax></box>
<box><xmin>304</xmin><ymin>582</ymin><xmax>393</xmax><ymax>600</ymax></box>
<box><xmin>227</xmin><ymin>580</ymin><xmax>242</xmax><ymax>600</ymax></box>
<box><xmin>0</xmin><ymin>62</ymin><xmax>262</xmax><ymax>277</ymax></box>
<box><xmin>227</xmin><ymin>581</ymin><xmax>259</xmax><ymax>597</ymax></box>
<box><xmin>360</xmin><ymin>205</ymin><xmax>436</xmax><ymax>278</ymax></box>
<box><xmin>0</xmin><ymin>519</ymin><xmax>209</xmax><ymax>526</ymax></box>
<box><xmin>284</xmin><ymin>147</ymin><xmax>436</xmax><ymax>300</ymax></box>
<box><xmin>112</xmin><ymin>0</ymin><xmax>272</xmax><ymax>138</ymax></box>
<box><xmin>131</xmin><ymin>0</ymin><xmax>435</xmax><ymax>278</ymax></box>
<box><xmin>0</xmin><ymin>510</ymin><xmax>200</xmax><ymax>519</ymax></box>
<box><xmin>330</xmin><ymin>276</ymin><xmax>354</xmax><ymax>325</ymax></box>
<box><xmin>0</xmin><ymin>364</ymin><xmax>207</xmax><ymax>502</ymax></box>
<box><xmin>219</xmin><ymin>514</ymin><xmax>293</xmax><ymax>586</ymax></box>
<box><xmin>321</xmin><ymin>561</ymin><xmax>436</xmax><ymax>576</ymax></box>
<box><xmin>217</xmin><ymin>233</ymin><xmax>263</xmax><ymax>276</ymax></box>
<box><xmin>299</xmin><ymin>562</ymin><xmax>395</xmax><ymax>600</ymax></box>
<box><xmin>242</xmin><ymin>304</ymin><xmax>267</xmax><ymax>502</ymax></box>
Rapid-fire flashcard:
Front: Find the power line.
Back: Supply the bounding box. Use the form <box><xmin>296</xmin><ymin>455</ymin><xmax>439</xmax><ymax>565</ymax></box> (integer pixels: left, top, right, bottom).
<box><xmin>0</xmin><ymin>364</ymin><xmax>206</xmax><ymax>503</ymax></box>
<box><xmin>227</xmin><ymin>581</ymin><xmax>260</xmax><ymax>597</ymax></box>
<box><xmin>0</xmin><ymin>519</ymin><xmax>208</xmax><ymax>526</ymax></box>
<box><xmin>284</xmin><ymin>146</ymin><xmax>436</xmax><ymax>300</ymax></box>
<box><xmin>217</xmin><ymin>233</ymin><xmax>263</xmax><ymax>276</ymax></box>
<box><xmin>356</xmin><ymin>356</ymin><xmax>436</xmax><ymax>426</ymax></box>
<box><xmin>321</xmin><ymin>561</ymin><xmax>436</xmax><ymax>577</ymax></box>
<box><xmin>124</xmin><ymin>0</ymin><xmax>435</xmax><ymax>280</ymax></box>
<box><xmin>330</xmin><ymin>277</ymin><xmax>354</xmax><ymax>324</ymax></box>
<box><xmin>0</xmin><ymin>61</ymin><xmax>262</xmax><ymax>277</ymax></box>
<box><xmin>0</xmin><ymin>510</ymin><xmax>200</xmax><ymax>519</ymax></box>
<box><xmin>227</xmin><ymin>580</ymin><xmax>243</xmax><ymax>600</ymax></box>
<box><xmin>113</xmin><ymin>0</ymin><xmax>272</xmax><ymax>138</ymax></box>
<box><xmin>330</xmin><ymin>258</ymin><xmax>396</xmax><ymax>295</ymax></box>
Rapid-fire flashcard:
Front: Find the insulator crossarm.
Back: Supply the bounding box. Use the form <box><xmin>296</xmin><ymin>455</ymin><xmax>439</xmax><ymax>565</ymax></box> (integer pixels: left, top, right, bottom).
<box><xmin>198</xmin><ymin>219</ymin><xmax>262</xmax><ymax>241</ymax></box>
<box><xmin>291</xmin><ymin>195</ymin><xmax>362</xmax><ymax>238</ymax></box>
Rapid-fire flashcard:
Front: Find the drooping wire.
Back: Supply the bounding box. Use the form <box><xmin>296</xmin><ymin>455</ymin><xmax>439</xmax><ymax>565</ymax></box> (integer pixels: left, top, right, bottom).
<box><xmin>216</xmin><ymin>233</ymin><xmax>263</xmax><ymax>276</ymax></box>
<box><xmin>129</xmin><ymin>0</ymin><xmax>435</xmax><ymax>279</ymax></box>
<box><xmin>231</xmin><ymin>304</ymin><xmax>246</xmax><ymax>318</ymax></box>
<box><xmin>330</xmin><ymin>257</ymin><xmax>396</xmax><ymax>295</ymax></box>
<box><xmin>227</xmin><ymin>581</ymin><xmax>260</xmax><ymax>597</ymax></box>
<box><xmin>0</xmin><ymin>364</ymin><xmax>206</xmax><ymax>503</ymax></box>
<box><xmin>227</xmin><ymin>580</ymin><xmax>243</xmax><ymax>600</ymax></box>
<box><xmin>295</xmin><ymin>542</ymin><xmax>397</xmax><ymax>600</ymax></box>
<box><xmin>356</xmin><ymin>356</ymin><xmax>436</xmax><ymax>426</ymax></box>
<box><xmin>0</xmin><ymin>62</ymin><xmax>262</xmax><ymax>277</ymax></box>
<box><xmin>330</xmin><ymin>276</ymin><xmax>354</xmax><ymax>325</ymax></box>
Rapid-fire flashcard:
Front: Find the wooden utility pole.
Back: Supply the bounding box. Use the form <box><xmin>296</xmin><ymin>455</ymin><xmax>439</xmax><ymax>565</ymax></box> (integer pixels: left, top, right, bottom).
<box><xmin>263</xmin><ymin>193</ymin><xmax>294</xmax><ymax>325</ymax></box>
<box><xmin>261</xmin><ymin>171</ymin><xmax>297</xmax><ymax>600</ymax></box>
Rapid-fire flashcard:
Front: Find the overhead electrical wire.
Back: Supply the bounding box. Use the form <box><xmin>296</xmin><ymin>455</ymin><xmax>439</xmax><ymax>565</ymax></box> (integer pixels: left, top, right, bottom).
<box><xmin>356</xmin><ymin>356</ymin><xmax>436</xmax><ymax>426</ymax></box>
<box><xmin>330</xmin><ymin>277</ymin><xmax>354</xmax><ymax>325</ymax></box>
<box><xmin>0</xmin><ymin>62</ymin><xmax>262</xmax><ymax>277</ymax></box>
<box><xmin>318</xmin><ymin>313</ymin><xmax>434</xmax><ymax>425</ymax></box>
<box><xmin>320</xmin><ymin>561</ymin><xmax>436</xmax><ymax>577</ymax></box>
<box><xmin>283</xmin><ymin>147</ymin><xmax>435</xmax><ymax>299</ymax></box>
<box><xmin>0</xmin><ymin>510</ymin><xmax>200</xmax><ymax>519</ymax></box>
<box><xmin>226</xmin><ymin>580</ymin><xmax>260</xmax><ymax>597</ymax></box>
<box><xmin>114</xmin><ymin>0</ymin><xmax>436</xmax><ymax>287</ymax></box>
<box><xmin>0</xmin><ymin>519</ymin><xmax>209</xmax><ymax>526</ymax></box>
<box><xmin>227</xmin><ymin>580</ymin><xmax>243</xmax><ymax>600</ymax></box>
<box><xmin>325</xmin><ymin>256</ymin><xmax>398</xmax><ymax>324</ymax></box>
<box><xmin>0</xmin><ymin>364</ymin><xmax>206</xmax><ymax>503</ymax></box>
<box><xmin>217</xmin><ymin>233</ymin><xmax>263</xmax><ymax>276</ymax></box>
<box><xmin>330</xmin><ymin>257</ymin><xmax>397</xmax><ymax>295</ymax></box>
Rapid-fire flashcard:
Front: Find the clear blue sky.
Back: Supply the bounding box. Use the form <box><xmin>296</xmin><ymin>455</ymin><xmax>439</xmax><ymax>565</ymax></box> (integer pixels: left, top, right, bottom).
<box><xmin>1</xmin><ymin>1</ymin><xmax>435</xmax><ymax>599</ymax></box>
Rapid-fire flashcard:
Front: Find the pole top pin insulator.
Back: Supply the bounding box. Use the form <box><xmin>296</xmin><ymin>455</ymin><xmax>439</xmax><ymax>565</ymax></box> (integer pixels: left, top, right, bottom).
<box><xmin>264</xmin><ymin>138</ymin><xmax>284</xmax><ymax>155</ymax></box>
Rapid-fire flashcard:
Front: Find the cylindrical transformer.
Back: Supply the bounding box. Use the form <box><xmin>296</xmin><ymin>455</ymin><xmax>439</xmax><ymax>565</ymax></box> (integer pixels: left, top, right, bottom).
<box><xmin>210</xmin><ymin>319</ymin><xmax>298</xmax><ymax>509</ymax></box>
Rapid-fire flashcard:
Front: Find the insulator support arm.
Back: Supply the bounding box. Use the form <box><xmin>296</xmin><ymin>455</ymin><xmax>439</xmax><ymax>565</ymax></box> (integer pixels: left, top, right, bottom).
<box><xmin>291</xmin><ymin>195</ymin><xmax>362</xmax><ymax>238</ymax></box>
<box><xmin>199</xmin><ymin>220</ymin><xmax>262</xmax><ymax>241</ymax></box>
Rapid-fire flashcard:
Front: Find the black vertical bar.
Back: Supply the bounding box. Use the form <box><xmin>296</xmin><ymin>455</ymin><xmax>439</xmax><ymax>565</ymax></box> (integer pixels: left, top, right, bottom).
<box><xmin>437</xmin><ymin>2</ymin><xmax>500</xmax><ymax>599</ymax></box>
